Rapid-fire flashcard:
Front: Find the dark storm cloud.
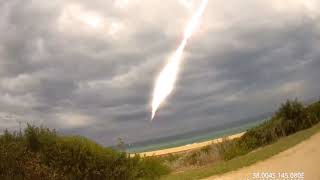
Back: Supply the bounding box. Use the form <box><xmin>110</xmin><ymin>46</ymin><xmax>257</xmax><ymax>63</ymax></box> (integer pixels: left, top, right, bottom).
<box><xmin>0</xmin><ymin>0</ymin><xmax>319</xmax><ymax>145</ymax></box>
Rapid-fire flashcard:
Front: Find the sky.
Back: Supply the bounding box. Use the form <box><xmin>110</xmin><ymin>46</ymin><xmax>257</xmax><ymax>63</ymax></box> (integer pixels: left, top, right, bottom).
<box><xmin>0</xmin><ymin>0</ymin><xmax>319</xmax><ymax>145</ymax></box>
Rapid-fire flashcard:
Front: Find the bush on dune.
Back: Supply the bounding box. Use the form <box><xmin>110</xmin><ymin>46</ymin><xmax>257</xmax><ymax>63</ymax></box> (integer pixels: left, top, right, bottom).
<box><xmin>0</xmin><ymin>124</ymin><xmax>170</xmax><ymax>180</ymax></box>
<box><xmin>161</xmin><ymin>145</ymin><xmax>222</xmax><ymax>171</ymax></box>
<box><xmin>306</xmin><ymin>100</ymin><xmax>320</xmax><ymax>123</ymax></box>
<box><xmin>220</xmin><ymin>99</ymin><xmax>320</xmax><ymax>160</ymax></box>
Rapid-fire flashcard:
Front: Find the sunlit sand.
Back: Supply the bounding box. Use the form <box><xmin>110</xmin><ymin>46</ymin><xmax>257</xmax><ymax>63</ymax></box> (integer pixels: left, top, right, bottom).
<box><xmin>137</xmin><ymin>132</ymin><xmax>245</xmax><ymax>157</ymax></box>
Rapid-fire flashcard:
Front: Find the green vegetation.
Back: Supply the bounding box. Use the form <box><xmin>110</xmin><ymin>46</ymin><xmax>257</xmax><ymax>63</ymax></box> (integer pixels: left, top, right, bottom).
<box><xmin>159</xmin><ymin>143</ymin><xmax>222</xmax><ymax>171</ymax></box>
<box><xmin>0</xmin><ymin>125</ymin><xmax>170</xmax><ymax>180</ymax></box>
<box><xmin>1</xmin><ymin>99</ymin><xmax>319</xmax><ymax>180</ymax></box>
<box><xmin>161</xmin><ymin>99</ymin><xmax>320</xmax><ymax>179</ymax></box>
<box><xmin>161</xmin><ymin>121</ymin><xmax>320</xmax><ymax>180</ymax></box>
<box><xmin>220</xmin><ymin>99</ymin><xmax>320</xmax><ymax>160</ymax></box>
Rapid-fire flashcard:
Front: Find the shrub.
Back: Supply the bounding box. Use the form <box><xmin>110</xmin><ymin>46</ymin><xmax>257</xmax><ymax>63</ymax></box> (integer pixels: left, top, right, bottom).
<box><xmin>0</xmin><ymin>125</ymin><xmax>170</xmax><ymax>180</ymax></box>
<box><xmin>219</xmin><ymin>99</ymin><xmax>320</xmax><ymax>160</ymax></box>
<box><xmin>306</xmin><ymin>100</ymin><xmax>320</xmax><ymax>124</ymax></box>
<box><xmin>162</xmin><ymin>143</ymin><xmax>222</xmax><ymax>170</ymax></box>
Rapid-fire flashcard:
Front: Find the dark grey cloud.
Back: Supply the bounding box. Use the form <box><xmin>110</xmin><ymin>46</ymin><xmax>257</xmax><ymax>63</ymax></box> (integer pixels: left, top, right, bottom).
<box><xmin>0</xmin><ymin>0</ymin><xmax>319</xmax><ymax>145</ymax></box>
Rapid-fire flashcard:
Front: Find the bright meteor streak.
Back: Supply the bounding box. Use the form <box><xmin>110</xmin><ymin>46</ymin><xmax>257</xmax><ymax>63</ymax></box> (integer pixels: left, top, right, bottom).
<box><xmin>151</xmin><ymin>0</ymin><xmax>208</xmax><ymax>121</ymax></box>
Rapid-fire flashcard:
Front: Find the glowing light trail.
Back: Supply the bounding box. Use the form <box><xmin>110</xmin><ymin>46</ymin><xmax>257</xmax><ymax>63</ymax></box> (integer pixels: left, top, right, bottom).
<box><xmin>151</xmin><ymin>0</ymin><xmax>208</xmax><ymax>121</ymax></box>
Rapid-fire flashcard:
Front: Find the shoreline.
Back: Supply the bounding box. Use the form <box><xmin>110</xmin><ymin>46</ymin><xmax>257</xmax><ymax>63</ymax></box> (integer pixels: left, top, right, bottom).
<box><xmin>127</xmin><ymin>118</ymin><xmax>267</xmax><ymax>154</ymax></box>
<box><xmin>136</xmin><ymin>132</ymin><xmax>245</xmax><ymax>157</ymax></box>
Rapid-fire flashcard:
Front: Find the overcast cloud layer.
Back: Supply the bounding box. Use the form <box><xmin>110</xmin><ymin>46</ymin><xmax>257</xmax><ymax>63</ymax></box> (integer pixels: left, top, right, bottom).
<box><xmin>0</xmin><ymin>0</ymin><xmax>319</xmax><ymax>145</ymax></box>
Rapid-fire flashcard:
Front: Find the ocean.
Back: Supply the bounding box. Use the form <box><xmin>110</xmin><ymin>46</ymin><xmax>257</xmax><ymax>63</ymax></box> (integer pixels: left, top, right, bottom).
<box><xmin>125</xmin><ymin>113</ymin><xmax>271</xmax><ymax>153</ymax></box>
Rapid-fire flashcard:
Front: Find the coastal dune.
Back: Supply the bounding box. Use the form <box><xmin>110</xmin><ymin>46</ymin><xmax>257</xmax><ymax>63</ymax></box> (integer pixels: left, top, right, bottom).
<box><xmin>205</xmin><ymin>132</ymin><xmax>320</xmax><ymax>180</ymax></box>
<box><xmin>137</xmin><ymin>132</ymin><xmax>245</xmax><ymax>157</ymax></box>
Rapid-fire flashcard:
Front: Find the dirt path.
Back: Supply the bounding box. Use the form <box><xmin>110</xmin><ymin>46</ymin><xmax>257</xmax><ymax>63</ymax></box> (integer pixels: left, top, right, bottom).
<box><xmin>205</xmin><ymin>132</ymin><xmax>320</xmax><ymax>180</ymax></box>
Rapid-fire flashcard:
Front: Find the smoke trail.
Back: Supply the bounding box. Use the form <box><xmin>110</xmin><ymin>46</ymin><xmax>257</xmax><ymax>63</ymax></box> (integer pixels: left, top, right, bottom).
<box><xmin>151</xmin><ymin>0</ymin><xmax>208</xmax><ymax>121</ymax></box>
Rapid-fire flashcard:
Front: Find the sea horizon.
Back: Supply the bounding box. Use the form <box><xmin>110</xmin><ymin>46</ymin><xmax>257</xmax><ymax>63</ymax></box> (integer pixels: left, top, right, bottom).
<box><xmin>125</xmin><ymin>113</ymin><xmax>271</xmax><ymax>153</ymax></box>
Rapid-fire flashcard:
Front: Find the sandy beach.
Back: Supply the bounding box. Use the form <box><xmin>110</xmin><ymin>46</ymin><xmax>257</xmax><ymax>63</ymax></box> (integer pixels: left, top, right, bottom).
<box><xmin>136</xmin><ymin>132</ymin><xmax>245</xmax><ymax>157</ymax></box>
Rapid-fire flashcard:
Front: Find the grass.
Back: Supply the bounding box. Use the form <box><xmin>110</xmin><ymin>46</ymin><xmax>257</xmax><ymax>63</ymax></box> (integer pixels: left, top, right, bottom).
<box><xmin>161</xmin><ymin>122</ymin><xmax>320</xmax><ymax>180</ymax></box>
